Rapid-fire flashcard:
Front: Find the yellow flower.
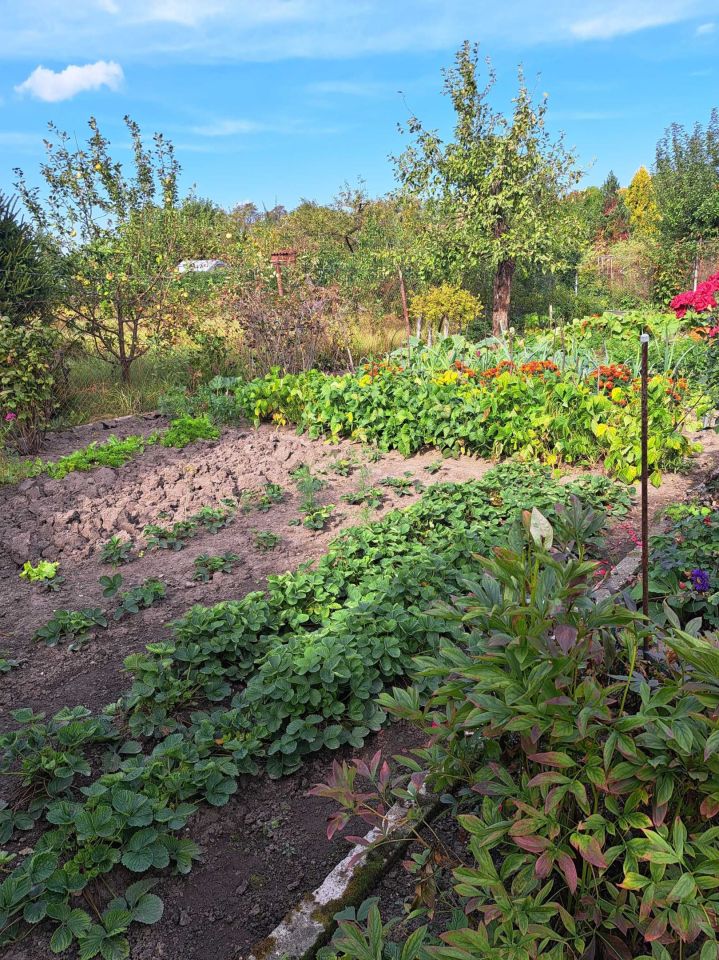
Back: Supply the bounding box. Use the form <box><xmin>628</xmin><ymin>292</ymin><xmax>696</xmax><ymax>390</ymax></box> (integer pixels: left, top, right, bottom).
<box><xmin>94</xmin><ymin>163</ymin><xmax>102</xmax><ymax>172</ymax></box>
<box><xmin>225</xmin><ymin>232</ymin><xmax>232</xmax><ymax>239</ymax></box>
<box><xmin>106</xmin><ymin>273</ymin><xmax>114</xmax><ymax>281</ymax></box>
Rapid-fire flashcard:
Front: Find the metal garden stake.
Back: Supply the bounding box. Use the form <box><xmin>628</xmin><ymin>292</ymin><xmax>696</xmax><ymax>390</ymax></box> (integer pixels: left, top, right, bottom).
<box><xmin>640</xmin><ymin>333</ymin><xmax>649</xmax><ymax>645</ymax></box>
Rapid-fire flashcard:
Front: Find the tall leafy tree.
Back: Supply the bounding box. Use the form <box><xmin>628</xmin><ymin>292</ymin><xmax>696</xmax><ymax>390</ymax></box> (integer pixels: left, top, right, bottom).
<box><xmin>654</xmin><ymin>110</ymin><xmax>719</xmax><ymax>247</ymax></box>
<box><xmin>394</xmin><ymin>41</ymin><xmax>581</xmax><ymax>334</ymax></box>
<box><xmin>625</xmin><ymin>166</ymin><xmax>659</xmax><ymax>237</ymax></box>
<box><xmin>599</xmin><ymin>170</ymin><xmax>629</xmax><ymax>245</ymax></box>
<box><xmin>15</xmin><ymin>116</ymin><xmax>192</xmax><ymax>382</ymax></box>
<box><xmin>0</xmin><ymin>191</ymin><xmax>57</xmax><ymax>325</ymax></box>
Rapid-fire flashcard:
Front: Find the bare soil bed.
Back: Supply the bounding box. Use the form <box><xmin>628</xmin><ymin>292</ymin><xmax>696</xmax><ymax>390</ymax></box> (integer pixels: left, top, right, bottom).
<box><xmin>1</xmin><ymin>416</ymin><xmax>717</xmax><ymax>960</ymax></box>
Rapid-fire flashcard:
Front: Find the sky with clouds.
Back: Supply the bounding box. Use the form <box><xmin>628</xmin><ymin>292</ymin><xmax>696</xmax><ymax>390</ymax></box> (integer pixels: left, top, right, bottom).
<box><xmin>1</xmin><ymin>0</ymin><xmax>718</xmax><ymax>210</ymax></box>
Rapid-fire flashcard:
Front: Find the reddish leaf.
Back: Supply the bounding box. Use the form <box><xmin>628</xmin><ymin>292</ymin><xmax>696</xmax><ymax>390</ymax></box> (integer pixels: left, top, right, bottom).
<box><xmin>555</xmin><ymin>624</ymin><xmax>579</xmax><ymax>653</ymax></box>
<box><xmin>528</xmin><ymin>771</ymin><xmax>570</xmax><ymax>788</ymax></box>
<box><xmin>513</xmin><ymin>834</ymin><xmax>551</xmax><ymax>853</ymax></box>
<box><xmin>527</xmin><ymin>751</ymin><xmax>575</xmax><ymax>769</ymax></box>
<box><xmin>557</xmin><ymin>852</ymin><xmax>578</xmax><ymax>893</ymax></box>
<box><xmin>701</xmin><ymin>795</ymin><xmax>719</xmax><ymax>818</ymax></box>
<box><xmin>571</xmin><ymin>833</ymin><xmax>608</xmax><ymax>870</ymax></box>
<box><xmin>535</xmin><ymin>850</ymin><xmax>554</xmax><ymax>878</ymax></box>
<box><xmin>644</xmin><ymin>914</ymin><xmax>667</xmax><ymax>942</ymax></box>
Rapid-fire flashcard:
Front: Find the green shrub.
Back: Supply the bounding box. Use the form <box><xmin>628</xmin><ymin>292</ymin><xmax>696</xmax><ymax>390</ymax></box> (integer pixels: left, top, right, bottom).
<box><xmin>318</xmin><ymin>523</ymin><xmax>719</xmax><ymax>959</ymax></box>
<box><xmin>636</xmin><ymin>504</ymin><xmax>719</xmax><ymax>630</ymax></box>
<box><xmin>0</xmin><ymin>316</ymin><xmax>61</xmax><ymax>454</ymax></box>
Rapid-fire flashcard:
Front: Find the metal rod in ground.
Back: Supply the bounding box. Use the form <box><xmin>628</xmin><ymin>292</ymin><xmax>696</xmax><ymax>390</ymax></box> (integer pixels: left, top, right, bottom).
<box><xmin>640</xmin><ymin>333</ymin><xmax>650</xmax><ymax>648</ymax></box>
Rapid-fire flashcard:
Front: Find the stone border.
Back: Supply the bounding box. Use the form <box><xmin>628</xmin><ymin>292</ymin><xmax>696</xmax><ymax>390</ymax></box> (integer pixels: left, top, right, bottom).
<box><xmin>592</xmin><ymin>545</ymin><xmax>642</xmax><ymax>603</ymax></box>
<box><xmin>241</xmin><ymin>795</ymin><xmax>434</xmax><ymax>960</ymax></box>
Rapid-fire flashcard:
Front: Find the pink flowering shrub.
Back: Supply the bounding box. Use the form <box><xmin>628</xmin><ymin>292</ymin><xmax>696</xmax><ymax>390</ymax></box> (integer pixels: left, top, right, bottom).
<box><xmin>670</xmin><ymin>271</ymin><xmax>719</xmax><ymax>318</ymax></box>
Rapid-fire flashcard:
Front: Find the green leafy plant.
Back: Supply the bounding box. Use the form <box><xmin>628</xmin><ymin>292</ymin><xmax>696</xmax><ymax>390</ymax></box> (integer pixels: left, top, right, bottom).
<box><xmin>113</xmin><ymin>579</ymin><xmax>167</xmax><ymax>620</ymax></box>
<box><xmin>241</xmin><ymin>483</ymin><xmax>284</xmax><ymax>513</ymax></box>
<box><xmin>99</xmin><ymin>573</ymin><xmax>124</xmax><ymax>598</ymax></box>
<box><xmin>0</xmin><ymin>655</ymin><xmax>19</xmax><ymax>674</ymax></box>
<box><xmin>193</xmin><ymin>552</ymin><xmax>240</xmax><ymax>582</ymax></box>
<box><xmin>317</xmin><ymin>516</ymin><xmax>719</xmax><ymax>959</ymax></box>
<box><xmin>253</xmin><ymin>531</ymin><xmax>281</xmax><ymax>551</ymax></box>
<box><xmin>0</xmin><ymin>315</ymin><xmax>61</xmax><ymax>454</ymax></box>
<box><xmin>303</xmin><ymin>504</ymin><xmax>336</xmax><ymax>530</ymax></box>
<box><xmin>160</xmin><ymin>415</ymin><xmax>219</xmax><ymax>449</ymax></box>
<box><xmin>424</xmin><ymin>459</ymin><xmax>444</xmax><ymax>474</ymax></box>
<box><xmin>144</xmin><ymin>501</ymin><xmax>235</xmax><ymax>550</ymax></box>
<box><xmin>636</xmin><ymin>504</ymin><xmax>719</xmax><ymax>629</ymax></box>
<box><xmin>379</xmin><ymin>473</ymin><xmax>424</xmax><ymax>497</ymax></box>
<box><xmin>19</xmin><ymin>559</ymin><xmax>59</xmax><ymax>583</ymax></box>
<box><xmin>32</xmin><ymin>609</ymin><xmax>108</xmax><ymax>650</ymax></box>
<box><xmin>100</xmin><ymin>536</ymin><xmax>135</xmax><ymax>566</ymax></box>
<box><xmin>330</xmin><ymin>457</ymin><xmax>356</xmax><ymax>477</ymax></box>
<box><xmin>45</xmin><ymin>435</ymin><xmax>157</xmax><ymax>479</ymax></box>
<box><xmin>341</xmin><ymin>487</ymin><xmax>384</xmax><ymax>509</ymax></box>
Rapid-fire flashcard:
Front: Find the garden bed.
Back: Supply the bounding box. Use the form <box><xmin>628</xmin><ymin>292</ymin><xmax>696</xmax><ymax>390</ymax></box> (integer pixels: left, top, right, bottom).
<box><xmin>1</xmin><ymin>415</ymin><xmax>718</xmax><ymax>960</ymax></box>
<box><xmin>0</xmin><ymin>420</ymin><xmax>500</xmax><ymax>718</ymax></box>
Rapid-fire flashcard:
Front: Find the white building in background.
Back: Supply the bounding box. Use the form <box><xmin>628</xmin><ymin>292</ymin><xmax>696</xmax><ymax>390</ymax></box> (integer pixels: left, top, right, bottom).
<box><xmin>177</xmin><ymin>259</ymin><xmax>228</xmax><ymax>273</ymax></box>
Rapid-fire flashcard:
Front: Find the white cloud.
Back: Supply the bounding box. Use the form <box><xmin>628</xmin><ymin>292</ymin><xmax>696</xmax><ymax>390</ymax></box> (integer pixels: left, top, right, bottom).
<box><xmin>15</xmin><ymin>60</ymin><xmax>124</xmax><ymax>102</ymax></box>
<box><xmin>190</xmin><ymin>118</ymin><xmax>267</xmax><ymax>136</ymax></box>
<box><xmin>570</xmin><ymin>8</ymin><xmax>685</xmax><ymax>39</ymax></box>
<box><xmin>696</xmin><ymin>20</ymin><xmax>715</xmax><ymax>33</ymax></box>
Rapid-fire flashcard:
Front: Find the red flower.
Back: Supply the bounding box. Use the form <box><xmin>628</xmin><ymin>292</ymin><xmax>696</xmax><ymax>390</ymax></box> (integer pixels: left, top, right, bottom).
<box><xmin>670</xmin><ymin>272</ymin><xmax>719</xmax><ymax>318</ymax></box>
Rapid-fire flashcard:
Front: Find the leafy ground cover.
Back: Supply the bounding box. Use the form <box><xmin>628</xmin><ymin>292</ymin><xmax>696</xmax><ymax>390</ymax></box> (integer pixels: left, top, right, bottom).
<box><xmin>0</xmin><ymin>463</ymin><xmax>630</xmax><ymax>957</ymax></box>
<box><xmin>0</xmin><ymin>417</ymin><xmax>219</xmax><ymax>485</ymax></box>
<box><xmin>637</xmin><ymin>503</ymin><xmax>719</xmax><ymax>630</ymax></box>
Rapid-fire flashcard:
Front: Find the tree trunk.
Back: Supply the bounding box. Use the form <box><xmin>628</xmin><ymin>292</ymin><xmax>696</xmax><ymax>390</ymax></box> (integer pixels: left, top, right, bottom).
<box><xmin>120</xmin><ymin>357</ymin><xmax>132</xmax><ymax>384</ymax></box>
<box><xmin>397</xmin><ymin>266</ymin><xmax>411</xmax><ymax>338</ymax></box>
<box><xmin>491</xmin><ymin>259</ymin><xmax>515</xmax><ymax>336</ymax></box>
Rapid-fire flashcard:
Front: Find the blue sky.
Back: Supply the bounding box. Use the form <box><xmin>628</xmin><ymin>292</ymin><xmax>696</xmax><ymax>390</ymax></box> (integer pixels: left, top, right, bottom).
<box><xmin>1</xmin><ymin>1</ymin><xmax>718</xmax><ymax>211</ymax></box>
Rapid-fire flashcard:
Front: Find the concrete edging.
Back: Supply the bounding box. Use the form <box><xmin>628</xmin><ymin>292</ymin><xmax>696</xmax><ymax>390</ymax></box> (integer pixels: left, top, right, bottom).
<box><xmin>241</xmin><ymin>795</ymin><xmax>432</xmax><ymax>960</ymax></box>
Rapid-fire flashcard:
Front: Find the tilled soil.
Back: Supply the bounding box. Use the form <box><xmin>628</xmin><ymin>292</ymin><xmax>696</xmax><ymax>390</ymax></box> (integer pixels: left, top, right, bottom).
<box><xmin>1</xmin><ymin>415</ymin><xmax>717</xmax><ymax>960</ymax></box>
<box><xmin>0</xmin><ymin>419</ymin><xmax>496</xmax><ymax>717</ymax></box>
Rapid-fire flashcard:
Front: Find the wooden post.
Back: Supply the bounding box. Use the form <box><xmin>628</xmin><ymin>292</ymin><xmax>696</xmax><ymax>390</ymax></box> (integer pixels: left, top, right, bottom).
<box><xmin>398</xmin><ymin>266</ymin><xmax>411</xmax><ymax>337</ymax></box>
<box><xmin>270</xmin><ymin>249</ymin><xmax>296</xmax><ymax>297</ymax></box>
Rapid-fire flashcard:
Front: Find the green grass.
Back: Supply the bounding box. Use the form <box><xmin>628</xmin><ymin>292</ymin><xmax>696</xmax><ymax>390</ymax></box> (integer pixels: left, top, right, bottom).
<box><xmin>56</xmin><ymin>350</ymin><xmax>194</xmax><ymax>427</ymax></box>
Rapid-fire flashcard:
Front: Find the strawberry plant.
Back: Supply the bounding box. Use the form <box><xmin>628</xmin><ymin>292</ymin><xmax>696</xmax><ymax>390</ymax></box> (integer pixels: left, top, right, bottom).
<box><xmin>379</xmin><ymin>473</ymin><xmax>424</xmax><ymax>496</ymax></box>
<box><xmin>303</xmin><ymin>504</ymin><xmax>336</xmax><ymax>530</ymax></box>
<box><xmin>112</xmin><ymin>579</ymin><xmax>167</xmax><ymax>620</ymax></box>
<box><xmin>100</xmin><ymin>535</ymin><xmax>135</xmax><ymax>566</ymax></box>
<box><xmin>99</xmin><ymin>573</ymin><xmax>124</xmax><ymax>598</ymax></box>
<box><xmin>240</xmin><ymin>482</ymin><xmax>284</xmax><ymax>512</ymax></box>
<box><xmin>0</xmin><ymin>655</ymin><xmax>19</xmax><ymax>674</ymax></box>
<box><xmin>33</xmin><ymin>609</ymin><xmax>108</xmax><ymax>650</ymax></box>
<box><xmin>341</xmin><ymin>487</ymin><xmax>384</xmax><ymax>509</ymax></box>
<box><xmin>253</xmin><ymin>531</ymin><xmax>281</xmax><ymax>551</ymax></box>
<box><xmin>144</xmin><ymin>501</ymin><xmax>235</xmax><ymax>550</ymax></box>
<box><xmin>100</xmin><ymin>536</ymin><xmax>135</xmax><ymax>567</ymax></box>
<box><xmin>192</xmin><ymin>552</ymin><xmax>240</xmax><ymax>581</ymax></box>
